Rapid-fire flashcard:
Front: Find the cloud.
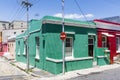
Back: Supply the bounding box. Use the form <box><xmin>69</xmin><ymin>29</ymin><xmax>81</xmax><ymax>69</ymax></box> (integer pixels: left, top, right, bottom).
<box><xmin>53</xmin><ymin>13</ymin><xmax>94</xmax><ymax>19</ymax></box>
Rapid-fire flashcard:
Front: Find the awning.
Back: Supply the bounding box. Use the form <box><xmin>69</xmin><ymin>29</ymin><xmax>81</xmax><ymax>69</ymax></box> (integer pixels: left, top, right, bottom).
<box><xmin>102</xmin><ymin>32</ymin><xmax>114</xmax><ymax>37</ymax></box>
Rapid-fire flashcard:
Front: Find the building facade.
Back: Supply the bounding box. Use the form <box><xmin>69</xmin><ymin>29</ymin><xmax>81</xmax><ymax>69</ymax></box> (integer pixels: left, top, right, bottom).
<box><xmin>16</xmin><ymin>16</ymin><xmax>109</xmax><ymax>74</ymax></box>
<box><xmin>0</xmin><ymin>20</ymin><xmax>27</xmax><ymax>56</ymax></box>
<box><xmin>94</xmin><ymin>19</ymin><xmax>120</xmax><ymax>64</ymax></box>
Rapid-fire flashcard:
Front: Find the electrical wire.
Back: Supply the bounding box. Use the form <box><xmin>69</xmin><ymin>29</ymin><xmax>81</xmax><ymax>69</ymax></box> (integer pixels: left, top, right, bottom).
<box><xmin>74</xmin><ymin>0</ymin><xmax>92</xmax><ymax>27</ymax></box>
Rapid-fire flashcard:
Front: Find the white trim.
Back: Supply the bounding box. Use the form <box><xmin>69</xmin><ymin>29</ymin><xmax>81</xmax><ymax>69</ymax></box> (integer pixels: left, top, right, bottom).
<box><xmin>116</xmin><ymin>34</ymin><xmax>120</xmax><ymax>36</ymax></box>
<box><xmin>23</xmin><ymin>45</ymin><xmax>26</xmax><ymax>55</ymax></box>
<box><xmin>97</xmin><ymin>56</ymin><xmax>107</xmax><ymax>58</ymax></box>
<box><xmin>105</xmin><ymin>49</ymin><xmax>110</xmax><ymax>52</ymax></box>
<box><xmin>65</xmin><ymin>32</ymin><xmax>75</xmax><ymax>34</ymax></box>
<box><xmin>35</xmin><ymin>37</ymin><xmax>40</xmax><ymax>60</ymax></box>
<box><xmin>42</xmin><ymin>20</ymin><xmax>96</xmax><ymax>28</ymax></box>
<box><xmin>102</xmin><ymin>32</ymin><xmax>114</xmax><ymax>37</ymax></box>
<box><xmin>46</xmin><ymin>57</ymin><xmax>93</xmax><ymax>62</ymax></box>
<box><xmin>96</xmin><ymin>22</ymin><xmax>120</xmax><ymax>31</ymax></box>
<box><xmin>17</xmin><ymin>49</ymin><xmax>20</xmax><ymax>56</ymax></box>
<box><xmin>88</xmin><ymin>33</ymin><xmax>96</xmax><ymax>35</ymax></box>
<box><xmin>29</xmin><ymin>29</ymin><xmax>41</xmax><ymax>34</ymax></box>
<box><xmin>65</xmin><ymin>37</ymin><xmax>73</xmax><ymax>58</ymax></box>
<box><xmin>116</xmin><ymin>51</ymin><xmax>120</xmax><ymax>53</ymax></box>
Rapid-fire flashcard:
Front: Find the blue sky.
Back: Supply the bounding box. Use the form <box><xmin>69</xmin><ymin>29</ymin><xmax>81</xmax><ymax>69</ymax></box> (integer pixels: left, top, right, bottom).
<box><xmin>0</xmin><ymin>0</ymin><xmax>120</xmax><ymax>22</ymax></box>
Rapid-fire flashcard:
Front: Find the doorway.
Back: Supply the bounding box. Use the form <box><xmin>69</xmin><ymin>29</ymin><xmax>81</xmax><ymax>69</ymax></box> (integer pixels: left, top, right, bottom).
<box><xmin>88</xmin><ymin>35</ymin><xmax>94</xmax><ymax>57</ymax></box>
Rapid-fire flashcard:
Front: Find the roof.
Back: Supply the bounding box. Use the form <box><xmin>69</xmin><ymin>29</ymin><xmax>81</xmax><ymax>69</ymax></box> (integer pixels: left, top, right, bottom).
<box><xmin>94</xmin><ymin>19</ymin><xmax>120</xmax><ymax>26</ymax></box>
<box><xmin>0</xmin><ymin>21</ymin><xmax>10</xmax><ymax>23</ymax></box>
<box><xmin>16</xmin><ymin>16</ymin><xmax>96</xmax><ymax>39</ymax></box>
<box><xmin>16</xmin><ymin>30</ymin><xmax>28</xmax><ymax>39</ymax></box>
<box><xmin>101</xmin><ymin>16</ymin><xmax>120</xmax><ymax>23</ymax></box>
<box><xmin>42</xmin><ymin>16</ymin><xmax>95</xmax><ymax>28</ymax></box>
<box><xmin>94</xmin><ymin>19</ymin><xmax>120</xmax><ymax>31</ymax></box>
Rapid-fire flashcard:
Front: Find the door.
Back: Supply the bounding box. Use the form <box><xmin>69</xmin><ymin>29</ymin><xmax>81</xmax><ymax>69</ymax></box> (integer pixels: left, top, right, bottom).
<box><xmin>88</xmin><ymin>35</ymin><xmax>94</xmax><ymax>57</ymax></box>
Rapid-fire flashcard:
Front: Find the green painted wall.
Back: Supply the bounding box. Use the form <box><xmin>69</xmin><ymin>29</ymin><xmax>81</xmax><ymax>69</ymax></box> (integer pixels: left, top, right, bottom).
<box><xmin>96</xmin><ymin>48</ymin><xmax>110</xmax><ymax>65</ymax></box>
<box><xmin>15</xmin><ymin>16</ymin><xmax>110</xmax><ymax>74</ymax></box>
<box><xmin>16</xmin><ymin>39</ymin><xmax>27</xmax><ymax>63</ymax></box>
<box><xmin>42</xmin><ymin>23</ymin><xmax>96</xmax><ymax>74</ymax></box>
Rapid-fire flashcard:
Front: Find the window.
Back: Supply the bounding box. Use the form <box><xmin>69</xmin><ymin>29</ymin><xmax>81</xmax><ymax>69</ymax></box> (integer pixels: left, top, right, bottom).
<box><xmin>102</xmin><ymin>36</ymin><xmax>107</xmax><ymax>47</ymax></box>
<box><xmin>35</xmin><ymin>37</ymin><xmax>40</xmax><ymax>59</ymax></box>
<box><xmin>88</xmin><ymin>35</ymin><xmax>95</xmax><ymax>57</ymax></box>
<box><xmin>65</xmin><ymin>37</ymin><xmax>73</xmax><ymax>58</ymax></box>
<box><xmin>14</xmin><ymin>32</ymin><xmax>16</xmax><ymax>34</ymax></box>
<box><xmin>23</xmin><ymin>41</ymin><xmax>26</xmax><ymax>55</ymax></box>
<box><xmin>17</xmin><ymin>41</ymin><xmax>20</xmax><ymax>55</ymax></box>
<box><xmin>2</xmin><ymin>24</ymin><xmax>6</xmax><ymax>30</ymax></box>
<box><xmin>21</xmin><ymin>23</ymin><xmax>23</xmax><ymax>27</ymax></box>
<box><xmin>11</xmin><ymin>25</ymin><xmax>14</xmax><ymax>29</ymax></box>
<box><xmin>21</xmin><ymin>30</ymin><xmax>24</xmax><ymax>33</ymax></box>
<box><xmin>116</xmin><ymin>37</ymin><xmax>120</xmax><ymax>51</ymax></box>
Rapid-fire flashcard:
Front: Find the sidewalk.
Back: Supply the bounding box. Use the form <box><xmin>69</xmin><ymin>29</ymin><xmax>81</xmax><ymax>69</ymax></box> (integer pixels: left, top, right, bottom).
<box><xmin>3</xmin><ymin>53</ymin><xmax>120</xmax><ymax>80</ymax></box>
<box><xmin>11</xmin><ymin>60</ymin><xmax>120</xmax><ymax>80</ymax></box>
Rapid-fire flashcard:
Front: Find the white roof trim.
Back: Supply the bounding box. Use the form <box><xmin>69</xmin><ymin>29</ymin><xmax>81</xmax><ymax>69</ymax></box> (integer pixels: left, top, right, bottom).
<box><xmin>42</xmin><ymin>20</ymin><xmax>96</xmax><ymax>28</ymax></box>
<box><xmin>65</xmin><ymin>32</ymin><xmax>75</xmax><ymax>34</ymax></box>
<box><xmin>102</xmin><ymin>32</ymin><xmax>114</xmax><ymax>37</ymax></box>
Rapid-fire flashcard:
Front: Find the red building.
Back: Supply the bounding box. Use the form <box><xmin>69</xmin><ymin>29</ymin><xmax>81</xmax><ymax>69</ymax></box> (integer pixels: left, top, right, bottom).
<box><xmin>94</xmin><ymin>19</ymin><xmax>120</xmax><ymax>64</ymax></box>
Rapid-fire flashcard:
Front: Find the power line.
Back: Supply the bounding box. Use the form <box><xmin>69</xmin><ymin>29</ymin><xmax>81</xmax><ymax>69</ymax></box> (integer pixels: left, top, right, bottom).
<box><xmin>10</xmin><ymin>4</ymin><xmax>25</xmax><ymax>21</ymax></box>
<box><xmin>74</xmin><ymin>0</ymin><xmax>92</xmax><ymax>27</ymax></box>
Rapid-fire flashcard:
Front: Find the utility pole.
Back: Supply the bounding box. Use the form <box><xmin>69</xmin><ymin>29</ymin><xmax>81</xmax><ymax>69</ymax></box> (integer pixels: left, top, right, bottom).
<box><xmin>62</xmin><ymin>0</ymin><xmax>65</xmax><ymax>74</ymax></box>
<box><xmin>22</xmin><ymin>0</ymin><xmax>32</xmax><ymax>71</ymax></box>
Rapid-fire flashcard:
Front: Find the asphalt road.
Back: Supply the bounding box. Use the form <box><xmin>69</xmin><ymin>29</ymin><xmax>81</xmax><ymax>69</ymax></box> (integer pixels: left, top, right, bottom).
<box><xmin>69</xmin><ymin>67</ymin><xmax>120</xmax><ymax>80</ymax></box>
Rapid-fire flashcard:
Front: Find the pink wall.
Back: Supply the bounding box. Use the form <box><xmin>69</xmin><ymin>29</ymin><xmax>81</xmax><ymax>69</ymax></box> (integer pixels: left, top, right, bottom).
<box><xmin>2</xmin><ymin>44</ymin><xmax>8</xmax><ymax>52</ymax></box>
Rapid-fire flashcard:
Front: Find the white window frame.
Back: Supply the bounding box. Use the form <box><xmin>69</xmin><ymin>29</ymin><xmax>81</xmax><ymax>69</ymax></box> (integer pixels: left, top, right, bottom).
<box><xmin>17</xmin><ymin>41</ymin><xmax>20</xmax><ymax>55</ymax></box>
<box><xmin>102</xmin><ymin>35</ymin><xmax>107</xmax><ymax>48</ymax></box>
<box><xmin>88</xmin><ymin>36</ymin><xmax>94</xmax><ymax>46</ymax></box>
<box><xmin>116</xmin><ymin>37</ymin><xmax>120</xmax><ymax>51</ymax></box>
<box><xmin>23</xmin><ymin>44</ymin><xmax>26</xmax><ymax>55</ymax></box>
<box><xmin>35</xmin><ymin>37</ymin><xmax>40</xmax><ymax>60</ymax></box>
<box><xmin>65</xmin><ymin>37</ymin><xmax>73</xmax><ymax>59</ymax></box>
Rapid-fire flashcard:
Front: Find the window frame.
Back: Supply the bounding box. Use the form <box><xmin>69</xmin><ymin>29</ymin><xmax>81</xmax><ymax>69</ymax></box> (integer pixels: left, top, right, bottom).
<box><xmin>65</xmin><ymin>37</ymin><xmax>73</xmax><ymax>59</ymax></box>
<box><xmin>35</xmin><ymin>37</ymin><xmax>40</xmax><ymax>60</ymax></box>
<box><xmin>116</xmin><ymin>37</ymin><xmax>120</xmax><ymax>51</ymax></box>
<box><xmin>102</xmin><ymin>35</ymin><xmax>107</xmax><ymax>48</ymax></box>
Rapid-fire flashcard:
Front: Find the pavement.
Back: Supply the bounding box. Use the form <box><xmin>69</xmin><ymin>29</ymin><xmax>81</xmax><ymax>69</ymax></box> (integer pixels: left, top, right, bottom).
<box><xmin>0</xmin><ymin>56</ymin><xmax>36</xmax><ymax>80</ymax></box>
<box><xmin>2</xmin><ymin>54</ymin><xmax>120</xmax><ymax>80</ymax></box>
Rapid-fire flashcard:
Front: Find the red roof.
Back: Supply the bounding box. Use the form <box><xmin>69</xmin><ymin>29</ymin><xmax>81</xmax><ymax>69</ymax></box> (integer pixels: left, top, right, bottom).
<box><xmin>94</xmin><ymin>19</ymin><xmax>120</xmax><ymax>26</ymax></box>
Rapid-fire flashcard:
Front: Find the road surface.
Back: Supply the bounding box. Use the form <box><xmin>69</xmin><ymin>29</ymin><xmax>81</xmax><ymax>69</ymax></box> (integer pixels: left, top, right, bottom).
<box><xmin>69</xmin><ymin>66</ymin><xmax>120</xmax><ymax>80</ymax></box>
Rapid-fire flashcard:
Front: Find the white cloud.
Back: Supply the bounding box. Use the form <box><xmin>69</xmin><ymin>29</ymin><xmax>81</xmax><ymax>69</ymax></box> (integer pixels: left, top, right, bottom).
<box><xmin>53</xmin><ymin>13</ymin><xmax>94</xmax><ymax>19</ymax></box>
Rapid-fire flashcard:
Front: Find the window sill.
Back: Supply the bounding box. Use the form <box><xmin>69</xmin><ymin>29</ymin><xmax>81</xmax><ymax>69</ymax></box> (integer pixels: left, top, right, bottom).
<box><xmin>97</xmin><ymin>56</ymin><xmax>107</xmax><ymax>58</ymax></box>
<box><xmin>117</xmin><ymin>50</ymin><xmax>120</xmax><ymax>53</ymax></box>
<box><xmin>104</xmin><ymin>49</ymin><xmax>110</xmax><ymax>52</ymax></box>
<box><xmin>46</xmin><ymin>57</ymin><xmax>93</xmax><ymax>63</ymax></box>
<box><xmin>35</xmin><ymin>56</ymin><xmax>40</xmax><ymax>60</ymax></box>
<box><xmin>17</xmin><ymin>53</ymin><xmax>20</xmax><ymax>56</ymax></box>
<box><xmin>23</xmin><ymin>52</ymin><xmax>26</xmax><ymax>55</ymax></box>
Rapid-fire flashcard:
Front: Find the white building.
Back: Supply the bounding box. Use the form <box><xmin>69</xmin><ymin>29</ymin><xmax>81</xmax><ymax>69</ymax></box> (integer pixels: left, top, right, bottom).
<box><xmin>2</xmin><ymin>21</ymin><xmax>27</xmax><ymax>43</ymax></box>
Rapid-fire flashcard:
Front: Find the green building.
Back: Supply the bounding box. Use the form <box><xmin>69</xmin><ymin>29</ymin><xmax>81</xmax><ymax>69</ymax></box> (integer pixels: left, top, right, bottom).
<box><xmin>16</xmin><ymin>16</ymin><xmax>109</xmax><ymax>74</ymax></box>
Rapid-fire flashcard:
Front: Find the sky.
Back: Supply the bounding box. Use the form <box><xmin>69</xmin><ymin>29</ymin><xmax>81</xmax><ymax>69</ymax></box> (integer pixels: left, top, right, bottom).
<box><xmin>0</xmin><ymin>0</ymin><xmax>120</xmax><ymax>22</ymax></box>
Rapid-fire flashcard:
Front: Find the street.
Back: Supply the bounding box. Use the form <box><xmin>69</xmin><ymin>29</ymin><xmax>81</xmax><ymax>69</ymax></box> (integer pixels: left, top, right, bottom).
<box><xmin>69</xmin><ymin>66</ymin><xmax>120</xmax><ymax>80</ymax></box>
<box><xmin>0</xmin><ymin>57</ymin><xmax>34</xmax><ymax>80</ymax></box>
